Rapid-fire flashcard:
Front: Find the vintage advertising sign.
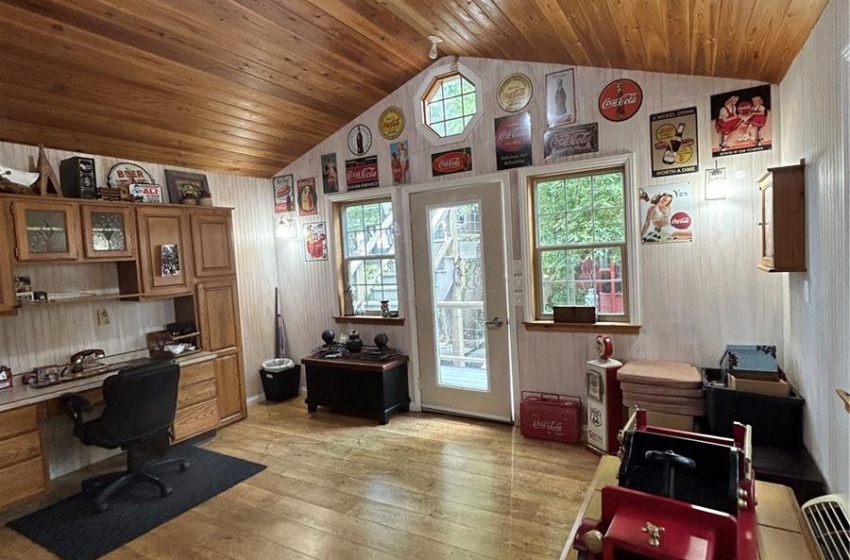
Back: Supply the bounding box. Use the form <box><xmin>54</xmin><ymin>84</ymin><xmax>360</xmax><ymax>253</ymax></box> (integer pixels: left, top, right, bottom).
<box><xmin>320</xmin><ymin>153</ymin><xmax>339</xmax><ymax>194</ymax></box>
<box><xmin>296</xmin><ymin>177</ymin><xmax>318</xmax><ymax>217</ymax></box>
<box><xmin>497</xmin><ymin>74</ymin><xmax>533</xmax><ymax>113</ymax></box>
<box><xmin>431</xmin><ymin>147</ymin><xmax>472</xmax><ymax>177</ymax></box>
<box><xmin>128</xmin><ymin>183</ymin><xmax>163</xmax><ymax>203</ymax></box>
<box><xmin>544</xmin><ymin>122</ymin><xmax>599</xmax><ymax>159</ymax></box>
<box><xmin>650</xmin><ymin>107</ymin><xmax>699</xmax><ymax>177</ymax></box>
<box><xmin>273</xmin><ymin>174</ymin><xmax>294</xmax><ymax>213</ymax></box>
<box><xmin>107</xmin><ymin>162</ymin><xmax>154</xmax><ymax>189</ymax></box>
<box><xmin>546</xmin><ymin>69</ymin><xmax>576</xmax><ymax>127</ymax></box>
<box><xmin>378</xmin><ymin>106</ymin><xmax>405</xmax><ymax>140</ymax></box>
<box><xmin>303</xmin><ymin>221</ymin><xmax>328</xmax><ymax>262</ymax></box>
<box><xmin>711</xmin><ymin>84</ymin><xmax>772</xmax><ymax>157</ymax></box>
<box><xmin>345</xmin><ymin>155</ymin><xmax>379</xmax><ymax>190</ymax></box>
<box><xmin>494</xmin><ymin>113</ymin><xmax>532</xmax><ymax>170</ymax></box>
<box><xmin>638</xmin><ymin>183</ymin><xmax>694</xmax><ymax>244</ymax></box>
<box><xmin>390</xmin><ymin>140</ymin><xmax>410</xmax><ymax>185</ymax></box>
<box><xmin>598</xmin><ymin>79</ymin><xmax>642</xmax><ymax>122</ymax></box>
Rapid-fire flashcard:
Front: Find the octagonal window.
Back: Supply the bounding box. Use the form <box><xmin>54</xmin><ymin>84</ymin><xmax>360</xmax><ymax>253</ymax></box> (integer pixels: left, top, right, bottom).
<box><xmin>422</xmin><ymin>72</ymin><xmax>478</xmax><ymax>138</ymax></box>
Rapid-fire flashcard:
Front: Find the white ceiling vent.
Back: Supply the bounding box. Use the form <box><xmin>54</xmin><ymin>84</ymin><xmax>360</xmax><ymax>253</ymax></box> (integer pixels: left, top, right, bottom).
<box><xmin>802</xmin><ymin>494</ymin><xmax>850</xmax><ymax>560</ymax></box>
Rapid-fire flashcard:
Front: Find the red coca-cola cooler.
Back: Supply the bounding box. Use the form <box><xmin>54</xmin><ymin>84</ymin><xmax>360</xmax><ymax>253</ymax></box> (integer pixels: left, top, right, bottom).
<box><xmin>520</xmin><ymin>392</ymin><xmax>581</xmax><ymax>444</ymax></box>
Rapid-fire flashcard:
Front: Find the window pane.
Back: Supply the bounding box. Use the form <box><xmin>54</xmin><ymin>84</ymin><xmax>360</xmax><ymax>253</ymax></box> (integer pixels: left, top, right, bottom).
<box><xmin>431</xmin><ymin>85</ymin><xmax>444</xmax><ymax>102</ymax></box>
<box><xmin>444</xmin><ymin>96</ymin><xmax>463</xmax><ymax>119</ymax></box>
<box><xmin>342</xmin><ymin>200</ymin><xmax>397</xmax><ymax>315</ymax></box>
<box><xmin>443</xmin><ymin>77</ymin><xmax>461</xmax><ymax>98</ymax></box>
<box><xmin>431</xmin><ymin>121</ymin><xmax>446</xmax><ymax>137</ymax></box>
<box><xmin>593</xmin><ymin>207</ymin><xmax>625</xmax><ymax>243</ymax></box>
<box><xmin>422</xmin><ymin>72</ymin><xmax>478</xmax><ymax>139</ymax></box>
<box><xmin>536</xmin><ymin>180</ymin><xmax>566</xmax><ymax>215</ymax></box>
<box><xmin>593</xmin><ymin>172</ymin><xmax>625</xmax><ymax>208</ymax></box>
<box><xmin>594</xmin><ymin>247</ymin><xmax>625</xmax><ymax>317</ymax></box>
<box><xmin>537</xmin><ymin>212</ymin><xmax>566</xmax><ymax>247</ymax></box>
<box><xmin>566</xmin><ymin>176</ymin><xmax>593</xmax><ymax>213</ymax></box>
<box><xmin>462</xmin><ymin>93</ymin><xmax>476</xmax><ymax>115</ymax></box>
<box><xmin>566</xmin><ymin>210</ymin><xmax>593</xmax><ymax>244</ymax></box>
<box><xmin>427</xmin><ymin>101</ymin><xmax>444</xmax><ymax>124</ymax></box>
<box><xmin>540</xmin><ymin>249</ymin><xmax>596</xmax><ymax>313</ymax></box>
<box><xmin>461</xmin><ymin>77</ymin><xmax>475</xmax><ymax>94</ymax></box>
<box><xmin>445</xmin><ymin>118</ymin><xmax>465</xmax><ymax>136</ymax></box>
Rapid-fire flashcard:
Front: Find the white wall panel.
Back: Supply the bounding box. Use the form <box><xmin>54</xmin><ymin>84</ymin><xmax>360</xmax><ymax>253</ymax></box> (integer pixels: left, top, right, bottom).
<box><xmin>780</xmin><ymin>0</ymin><xmax>850</xmax><ymax>495</ymax></box>
<box><xmin>275</xmin><ymin>59</ymin><xmax>785</xmax><ymax>416</ymax></box>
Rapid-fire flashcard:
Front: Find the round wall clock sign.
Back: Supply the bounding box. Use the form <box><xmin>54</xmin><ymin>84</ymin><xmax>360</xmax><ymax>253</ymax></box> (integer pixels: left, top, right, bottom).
<box><xmin>598</xmin><ymin>79</ymin><xmax>643</xmax><ymax>122</ymax></box>
<box><xmin>348</xmin><ymin>124</ymin><xmax>373</xmax><ymax>156</ymax></box>
<box><xmin>378</xmin><ymin>107</ymin><xmax>405</xmax><ymax>140</ymax></box>
<box><xmin>497</xmin><ymin>74</ymin><xmax>533</xmax><ymax>112</ymax></box>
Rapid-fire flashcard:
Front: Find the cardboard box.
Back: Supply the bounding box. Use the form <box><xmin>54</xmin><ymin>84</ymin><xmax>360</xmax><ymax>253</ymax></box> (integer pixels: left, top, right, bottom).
<box><xmin>553</xmin><ymin>306</ymin><xmax>596</xmax><ymax>323</ymax></box>
<box><xmin>728</xmin><ymin>373</ymin><xmax>791</xmax><ymax>397</ymax></box>
<box><xmin>721</xmin><ymin>344</ymin><xmax>778</xmax><ymax>378</ymax></box>
<box><xmin>629</xmin><ymin>406</ymin><xmax>694</xmax><ymax>431</ymax></box>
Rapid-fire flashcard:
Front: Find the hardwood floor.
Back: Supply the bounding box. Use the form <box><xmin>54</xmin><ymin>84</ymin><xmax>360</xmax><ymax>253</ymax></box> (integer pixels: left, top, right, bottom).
<box><xmin>1</xmin><ymin>400</ymin><xmax>600</xmax><ymax>559</ymax></box>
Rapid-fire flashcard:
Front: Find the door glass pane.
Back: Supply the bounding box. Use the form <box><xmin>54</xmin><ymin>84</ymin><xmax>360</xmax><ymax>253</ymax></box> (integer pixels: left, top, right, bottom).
<box><xmin>25</xmin><ymin>209</ymin><xmax>68</xmax><ymax>254</ymax></box>
<box><xmin>428</xmin><ymin>202</ymin><xmax>488</xmax><ymax>392</ymax></box>
<box><xmin>91</xmin><ymin>212</ymin><xmax>126</xmax><ymax>252</ymax></box>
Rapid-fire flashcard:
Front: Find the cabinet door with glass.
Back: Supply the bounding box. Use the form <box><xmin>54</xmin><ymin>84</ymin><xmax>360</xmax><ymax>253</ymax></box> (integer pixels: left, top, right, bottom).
<box><xmin>11</xmin><ymin>200</ymin><xmax>80</xmax><ymax>261</ymax></box>
<box><xmin>81</xmin><ymin>205</ymin><xmax>136</xmax><ymax>260</ymax></box>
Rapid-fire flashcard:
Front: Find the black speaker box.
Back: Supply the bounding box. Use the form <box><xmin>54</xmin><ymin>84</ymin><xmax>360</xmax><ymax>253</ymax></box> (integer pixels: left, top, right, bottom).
<box><xmin>60</xmin><ymin>157</ymin><xmax>98</xmax><ymax>199</ymax></box>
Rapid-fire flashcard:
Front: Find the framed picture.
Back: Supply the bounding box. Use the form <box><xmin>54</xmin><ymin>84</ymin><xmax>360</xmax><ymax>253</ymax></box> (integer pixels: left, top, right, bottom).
<box><xmin>161</xmin><ymin>244</ymin><xmax>181</xmax><ymax>276</ymax></box>
<box><xmin>297</xmin><ymin>178</ymin><xmax>318</xmax><ymax>216</ymax></box>
<box><xmin>273</xmin><ymin>174</ymin><xmax>295</xmax><ymax>213</ymax></box>
<box><xmin>649</xmin><ymin>107</ymin><xmax>699</xmax><ymax>177</ymax></box>
<box><xmin>321</xmin><ymin>154</ymin><xmax>339</xmax><ymax>194</ymax></box>
<box><xmin>711</xmin><ymin>84</ymin><xmax>772</xmax><ymax>157</ymax></box>
<box><xmin>546</xmin><ymin>69</ymin><xmax>576</xmax><ymax>127</ymax></box>
<box><xmin>164</xmin><ymin>170</ymin><xmax>211</xmax><ymax>204</ymax></box>
<box><xmin>303</xmin><ymin>222</ymin><xmax>328</xmax><ymax>261</ymax></box>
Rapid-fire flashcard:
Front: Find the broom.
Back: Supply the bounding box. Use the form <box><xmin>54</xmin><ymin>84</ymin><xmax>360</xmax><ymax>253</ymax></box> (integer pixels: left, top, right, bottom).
<box><xmin>274</xmin><ymin>287</ymin><xmax>289</xmax><ymax>359</ymax></box>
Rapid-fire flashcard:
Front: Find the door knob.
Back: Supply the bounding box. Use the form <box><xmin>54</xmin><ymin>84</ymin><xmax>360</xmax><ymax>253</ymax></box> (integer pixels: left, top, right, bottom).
<box><xmin>484</xmin><ymin>316</ymin><xmax>505</xmax><ymax>328</ymax></box>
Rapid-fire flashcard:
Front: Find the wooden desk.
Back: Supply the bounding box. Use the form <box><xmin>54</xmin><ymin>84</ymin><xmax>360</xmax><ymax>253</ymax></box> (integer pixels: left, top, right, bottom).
<box><xmin>560</xmin><ymin>455</ymin><xmax>818</xmax><ymax>560</ymax></box>
<box><xmin>302</xmin><ymin>354</ymin><xmax>410</xmax><ymax>424</ymax></box>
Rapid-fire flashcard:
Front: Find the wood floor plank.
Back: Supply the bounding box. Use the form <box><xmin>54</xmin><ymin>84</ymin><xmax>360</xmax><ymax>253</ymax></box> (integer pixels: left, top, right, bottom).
<box><xmin>0</xmin><ymin>400</ymin><xmax>598</xmax><ymax>559</ymax></box>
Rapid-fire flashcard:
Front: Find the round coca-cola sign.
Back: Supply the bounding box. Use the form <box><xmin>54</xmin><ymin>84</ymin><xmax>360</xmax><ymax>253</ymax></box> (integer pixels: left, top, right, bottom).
<box><xmin>598</xmin><ymin>79</ymin><xmax>643</xmax><ymax>122</ymax></box>
<box><xmin>670</xmin><ymin>211</ymin><xmax>692</xmax><ymax>230</ymax></box>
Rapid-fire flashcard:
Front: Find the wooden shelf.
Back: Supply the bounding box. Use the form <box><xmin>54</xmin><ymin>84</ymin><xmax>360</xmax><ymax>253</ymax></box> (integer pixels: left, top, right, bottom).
<box><xmin>171</xmin><ymin>331</ymin><xmax>200</xmax><ymax>341</ymax></box>
<box><xmin>523</xmin><ymin>321</ymin><xmax>641</xmax><ymax>334</ymax></box>
<box><xmin>333</xmin><ymin>315</ymin><xmax>406</xmax><ymax>326</ymax></box>
<box><xmin>16</xmin><ymin>292</ymin><xmax>143</xmax><ymax>308</ymax></box>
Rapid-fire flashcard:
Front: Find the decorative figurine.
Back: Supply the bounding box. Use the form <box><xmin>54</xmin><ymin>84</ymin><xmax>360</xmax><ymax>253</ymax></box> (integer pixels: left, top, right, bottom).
<box><xmin>321</xmin><ymin>329</ymin><xmax>336</xmax><ymax>347</ymax></box>
<box><xmin>374</xmin><ymin>333</ymin><xmax>389</xmax><ymax>350</ymax></box>
<box><xmin>346</xmin><ymin>330</ymin><xmax>363</xmax><ymax>353</ymax></box>
<box><xmin>380</xmin><ymin>300</ymin><xmax>390</xmax><ymax>317</ymax></box>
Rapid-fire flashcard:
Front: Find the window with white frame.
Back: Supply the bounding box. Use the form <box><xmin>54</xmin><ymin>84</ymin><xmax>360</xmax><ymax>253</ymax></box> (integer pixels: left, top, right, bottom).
<box><xmin>530</xmin><ymin>167</ymin><xmax>631</xmax><ymax>322</ymax></box>
<box><xmin>422</xmin><ymin>71</ymin><xmax>478</xmax><ymax>138</ymax></box>
<box><xmin>340</xmin><ymin>199</ymin><xmax>397</xmax><ymax>315</ymax></box>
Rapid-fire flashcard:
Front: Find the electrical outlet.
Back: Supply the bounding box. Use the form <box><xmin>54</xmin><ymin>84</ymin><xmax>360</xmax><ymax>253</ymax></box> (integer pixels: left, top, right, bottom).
<box><xmin>96</xmin><ymin>308</ymin><xmax>110</xmax><ymax>326</ymax></box>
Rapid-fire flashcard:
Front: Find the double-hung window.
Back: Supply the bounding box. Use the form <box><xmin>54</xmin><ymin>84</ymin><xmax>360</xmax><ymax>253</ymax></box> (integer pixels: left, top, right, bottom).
<box><xmin>530</xmin><ymin>167</ymin><xmax>631</xmax><ymax>323</ymax></box>
<box><xmin>340</xmin><ymin>199</ymin><xmax>397</xmax><ymax>315</ymax></box>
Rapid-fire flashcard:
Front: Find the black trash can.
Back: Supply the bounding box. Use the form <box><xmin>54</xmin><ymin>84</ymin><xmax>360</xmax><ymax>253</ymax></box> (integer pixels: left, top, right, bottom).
<box><xmin>260</xmin><ymin>359</ymin><xmax>301</xmax><ymax>402</ymax></box>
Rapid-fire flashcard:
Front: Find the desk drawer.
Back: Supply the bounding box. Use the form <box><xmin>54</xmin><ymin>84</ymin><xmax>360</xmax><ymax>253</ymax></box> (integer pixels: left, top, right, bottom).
<box><xmin>0</xmin><ymin>405</ymin><xmax>39</xmax><ymax>440</ymax></box>
<box><xmin>0</xmin><ymin>457</ymin><xmax>47</xmax><ymax>509</ymax></box>
<box><xmin>0</xmin><ymin>431</ymin><xmax>41</xmax><ymax>470</ymax></box>
<box><xmin>179</xmin><ymin>360</ymin><xmax>215</xmax><ymax>388</ymax></box>
<box><xmin>177</xmin><ymin>379</ymin><xmax>216</xmax><ymax>410</ymax></box>
<box><xmin>173</xmin><ymin>399</ymin><xmax>217</xmax><ymax>442</ymax></box>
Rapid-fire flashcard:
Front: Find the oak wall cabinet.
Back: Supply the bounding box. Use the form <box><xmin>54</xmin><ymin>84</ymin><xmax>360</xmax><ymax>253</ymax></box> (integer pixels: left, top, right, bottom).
<box><xmin>11</xmin><ymin>200</ymin><xmax>80</xmax><ymax>261</ymax></box>
<box><xmin>190</xmin><ymin>209</ymin><xmax>236</xmax><ymax>278</ymax></box>
<box><xmin>133</xmin><ymin>206</ymin><xmax>193</xmax><ymax>296</ymax></box>
<box><xmin>80</xmin><ymin>204</ymin><xmax>136</xmax><ymax>260</ymax></box>
<box><xmin>0</xmin><ymin>204</ymin><xmax>14</xmax><ymax>314</ymax></box>
<box><xmin>758</xmin><ymin>161</ymin><xmax>806</xmax><ymax>272</ymax></box>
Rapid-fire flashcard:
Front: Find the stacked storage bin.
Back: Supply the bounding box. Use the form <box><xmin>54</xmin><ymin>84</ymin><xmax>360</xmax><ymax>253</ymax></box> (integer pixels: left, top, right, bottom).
<box><xmin>617</xmin><ymin>360</ymin><xmax>704</xmax><ymax>430</ymax></box>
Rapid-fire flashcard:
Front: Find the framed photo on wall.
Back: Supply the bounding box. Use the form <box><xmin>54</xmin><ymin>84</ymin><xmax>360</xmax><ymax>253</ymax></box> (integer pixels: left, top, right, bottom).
<box><xmin>273</xmin><ymin>174</ymin><xmax>295</xmax><ymax>213</ymax></box>
<box><xmin>545</xmin><ymin>68</ymin><xmax>576</xmax><ymax>127</ymax></box>
<box><xmin>297</xmin><ymin>178</ymin><xmax>318</xmax><ymax>216</ymax></box>
<box><xmin>303</xmin><ymin>221</ymin><xmax>327</xmax><ymax>261</ymax></box>
<box><xmin>164</xmin><ymin>170</ymin><xmax>210</xmax><ymax>204</ymax></box>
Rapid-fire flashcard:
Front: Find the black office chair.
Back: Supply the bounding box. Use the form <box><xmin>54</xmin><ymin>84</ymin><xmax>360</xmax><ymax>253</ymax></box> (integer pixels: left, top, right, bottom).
<box><xmin>63</xmin><ymin>360</ymin><xmax>189</xmax><ymax>512</ymax></box>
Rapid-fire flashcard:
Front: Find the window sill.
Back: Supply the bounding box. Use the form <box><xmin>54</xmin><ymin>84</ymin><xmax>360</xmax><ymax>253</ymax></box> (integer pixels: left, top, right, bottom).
<box><xmin>522</xmin><ymin>321</ymin><xmax>641</xmax><ymax>334</ymax></box>
<box><xmin>333</xmin><ymin>316</ymin><xmax>406</xmax><ymax>326</ymax></box>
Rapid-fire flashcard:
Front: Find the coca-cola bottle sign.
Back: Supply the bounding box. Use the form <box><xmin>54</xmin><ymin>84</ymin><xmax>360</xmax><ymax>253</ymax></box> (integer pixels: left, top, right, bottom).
<box><xmin>598</xmin><ymin>79</ymin><xmax>643</xmax><ymax>122</ymax></box>
<box><xmin>431</xmin><ymin>147</ymin><xmax>473</xmax><ymax>177</ymax></box>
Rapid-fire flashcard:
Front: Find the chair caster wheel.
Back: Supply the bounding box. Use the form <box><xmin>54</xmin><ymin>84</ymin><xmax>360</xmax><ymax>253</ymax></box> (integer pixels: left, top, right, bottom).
<box><xmin>95</xmin><ymin>500</ymin><xmax>109</xmax><ymax>513</ymax></box>
<box><xmin>161</xmin><ymin>485</ymin><xmax>173</xmax><ymax>497</ymax></box>
<box><xmin>179</xmin><ymin>461</ymin><xmax>189</xmax><ymax>472</ymax></box>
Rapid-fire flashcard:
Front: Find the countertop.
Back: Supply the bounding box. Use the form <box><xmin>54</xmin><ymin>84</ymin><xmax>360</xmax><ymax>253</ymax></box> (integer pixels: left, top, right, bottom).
<box><xmin>0</xmin><ymin>351</ymin><xmax>217</xmax><ymax>413</ymax></box>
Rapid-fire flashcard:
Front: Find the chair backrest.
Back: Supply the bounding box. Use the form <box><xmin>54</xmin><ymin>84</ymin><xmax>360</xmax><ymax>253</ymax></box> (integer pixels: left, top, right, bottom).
<box><xmin>98</xmin><ymin>360</ymin><xmax>180</xmax><ymax>444</ymax></box>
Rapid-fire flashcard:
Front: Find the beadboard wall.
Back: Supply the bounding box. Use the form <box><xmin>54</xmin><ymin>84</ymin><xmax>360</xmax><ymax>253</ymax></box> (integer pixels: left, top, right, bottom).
<box><xmin>0</xmin><ymin>141</ymin><xmax>277</xmax><ymax>403</ymax></box>
<box><xmin>779</xmin><ymin>0</ymin><xmax>850</xmax><ymax>495</ymax></box>
<box><xmin>274</xmin><ymin>59</ymin><xmax>785</xmax><ymax>415</ymax></box>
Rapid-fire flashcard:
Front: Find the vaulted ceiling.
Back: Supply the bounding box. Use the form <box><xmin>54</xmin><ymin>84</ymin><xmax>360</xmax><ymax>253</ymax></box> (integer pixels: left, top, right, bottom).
<box><xmin>0</xmin><ymin>0</ymin><xmax>828</xmax><ymax>177</ymax></box>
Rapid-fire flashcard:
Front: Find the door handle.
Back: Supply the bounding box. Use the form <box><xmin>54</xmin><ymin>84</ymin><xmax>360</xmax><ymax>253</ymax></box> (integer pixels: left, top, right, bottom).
<box><xmin>484</xmin><ymin>316</ymin><xmax>505</xmax><ymax>328</ymax></box>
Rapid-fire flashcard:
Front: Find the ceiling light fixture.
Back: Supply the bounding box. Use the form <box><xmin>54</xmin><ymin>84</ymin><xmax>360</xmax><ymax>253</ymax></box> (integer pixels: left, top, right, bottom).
<box><xmin>705</xmin><ymin>161</ymin><xmax>728</xmax><ymax>200</ymax></box>
<box><xmin>428</xmin><ymin>36</ymin><xmax>443</xmax><ymax>60</ymax></box>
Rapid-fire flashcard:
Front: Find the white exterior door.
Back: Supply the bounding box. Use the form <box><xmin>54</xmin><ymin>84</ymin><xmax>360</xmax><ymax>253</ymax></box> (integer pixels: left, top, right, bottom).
<box><xmin>410</xmin><ymin>182</ymin><xmax>513</xmax><ymax>421</ymax></box>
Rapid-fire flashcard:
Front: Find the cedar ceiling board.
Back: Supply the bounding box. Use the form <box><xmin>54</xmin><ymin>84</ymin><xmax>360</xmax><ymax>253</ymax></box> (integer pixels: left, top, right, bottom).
<box><xmin>1</xmin><ymin>96</ymin><xmax>286</xmax><ymax>169</ymax></box>
<box><xmin>605</xmin><ymin>0</ymin><xmax>652</xmax><ymax>71</ymax></box>
<box><xmin>663</xmin><ymin>0</ymin><xmax>691</xmax><ymax>76</ymax></box>
<box><xmin>228</xmin><ymin>0</ymin><xmax>418</xmax><ymax>87</ymax></box>
<box><xmin>0</xmin><ymin>77</ymin><xmax>312</xmax><ymax>155</ymax></box>
<box><xmin>469</xmin><ymin>0</ymin><xmax>542</xmax><ymax>63</ymax></box>
<box><xmin>688</xmin><ymin>0</ymin><xmax>720</xmax><ymax>77</ymax></box>
<box><xmin>0</xmin><ymin>119</ymin><xmax>274</xmax><ymax>176</ymax></box>
<box><xmin>0</xmin><ymin>54</ymin><xmax>325</xmax><ymax>149</ymax></box>
<box><xmin>714</xmin><ymin>0</ymin><xmax>756</xmax><ymax>81</ymax></box>
<box><xmin>533</xmin><ymin>0</ymin><xmax>594</xmax><ymax>67</ymax></box>
<box><xmin>441</xmin><ymin>0</ymin><xmax>516</xmax><ymax>61</ymax></box>
<box><xmin>569</xmin><ymin>1</ymin><xmax>629</xmax><ymax>70</ymax></box>
<box><xmin>630</xmin><ymin>0</ymin><xmax>669</xmax><ymax>72</ymax></box>
<box><xmin>142</xmin><ymin>0</ymin><xmax>396</xmax><ymax>100</ymax></box>
<box><xmin>1</xmin><ymin>5</ymin><xmax>340</xmax><ymax>135</ymax></box>
<box><xmin>758</xmin><ymin>0</ymin><xmax>823</xmax><ymax>84</ymax></box>
<box><xmin>549</xmin><ymin>1</ymin><xmax>616</xmax><ymax>68</ymax></box>
<box><xmin>28</xmin><ymin>0</ymin><xmax>363</xmax><ymax>119</ymax></box>
<box><xmin>2</xmin><ymin>2</ymin><xmax>346</xmax><ymax>129</ymax></box>
<box><xmin>380</xmin><ymin>0</ymin><xmax>488</xmax><ymax>57</ymax></box>
<box><xmin>488</xmin><ymin>0</ymin><xmax>569</xmax><ymax>63</ymax></box>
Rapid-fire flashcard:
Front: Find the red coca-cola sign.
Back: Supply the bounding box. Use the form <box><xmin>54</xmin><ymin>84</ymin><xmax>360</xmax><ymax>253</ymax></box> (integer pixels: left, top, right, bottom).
<box><xmin>598</xmin><ymin>79</ymin><xmax>643</xmax><ymax>122</ymax></box>
<box><xmin>344</xmin><ymin>155</ymin><xmax>379</xmax><ymax>190</ymax></box>
<box><xmin>431</xmin><ymin>147</ymin><xmax>472</xmax><ymax>177</ymax></box>
<box><xmin>495</xmin><ymin>118</ymin><xmax>528</xmax><ymax>152</ymax></box>
<box><xmin>670</xmin><ymin>211</ymin><xmax>692</xmax><ymax>229</ymax></box>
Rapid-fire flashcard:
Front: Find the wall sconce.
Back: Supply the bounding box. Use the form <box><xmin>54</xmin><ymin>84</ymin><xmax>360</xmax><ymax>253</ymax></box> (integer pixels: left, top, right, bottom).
<box><xmin>705</xmin><ymin>162</ymin><xmax>728</xmax><ymax>200</ymax></box>
<box><xmin>275</xmin><ymin>215</ymin><xmax>298</xmax><ymax>240</ymax></box>
<box><xmin>428</xmin><ymin>36</ymin><xmax>443</xmax><ymax>60</ymax></box>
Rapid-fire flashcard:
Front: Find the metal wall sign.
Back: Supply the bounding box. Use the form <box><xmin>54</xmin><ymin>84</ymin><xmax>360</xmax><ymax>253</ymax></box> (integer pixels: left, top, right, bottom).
<box><xmin>431</xmin><ymin>147</ymin><xmax>472</xmax><ymax>177</ymax></box>
<box><xmin>598</xmin><ymin>79</ymin><xmax>642</xmax><ymax>122</ymax></box>
<box><xmin>544</xmin><ymin>122</ymin><xmax>599</xmax><ymax>159</ymax></box>
<box><xmin>345</xmin><ymin>155</ymin><xmax>379</xmax><ymax>190</ymax></box>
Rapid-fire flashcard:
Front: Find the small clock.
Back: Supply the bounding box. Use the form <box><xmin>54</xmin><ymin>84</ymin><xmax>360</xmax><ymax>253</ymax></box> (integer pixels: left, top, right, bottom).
<box><xmin>596</xmin><ymin>334</ymin><xmax>613</xmax><ymax>360</ymax></box>
<box><xmin>348</xmin><ymin>125</ymin><xmax>372</xmax><ymax>156</ymax></box>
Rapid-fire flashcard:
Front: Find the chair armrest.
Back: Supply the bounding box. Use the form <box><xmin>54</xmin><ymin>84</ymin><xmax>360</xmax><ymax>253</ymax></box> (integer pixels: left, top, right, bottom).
<box><xmin>61</xmin><ymin>393</ymin><xmax>94</xmax><ymax>435</ymax></box>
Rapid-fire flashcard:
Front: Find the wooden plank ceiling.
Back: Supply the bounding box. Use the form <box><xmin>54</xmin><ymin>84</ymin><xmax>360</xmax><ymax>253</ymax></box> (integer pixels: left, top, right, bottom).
<box><xmin>0</xmin><ymin>0</ymin><xmax>828</xmax><ymax>177</ymax></box>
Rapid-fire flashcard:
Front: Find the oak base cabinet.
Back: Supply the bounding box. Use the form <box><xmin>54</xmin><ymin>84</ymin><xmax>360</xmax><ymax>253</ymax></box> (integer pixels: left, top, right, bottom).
<box><xmin>215</xmin><ymin>351</ymin><xmax>245</xmax><ymax>426</ymax></box>
<box><xmin>0</xmin><ymin>405</ymin><xmax>48</xmax><ymax>509</ymax></box>
<box><xmin>174</xmin><ymin>360</ymin><xmax>218</xmax><ymax>443</ymax></box>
